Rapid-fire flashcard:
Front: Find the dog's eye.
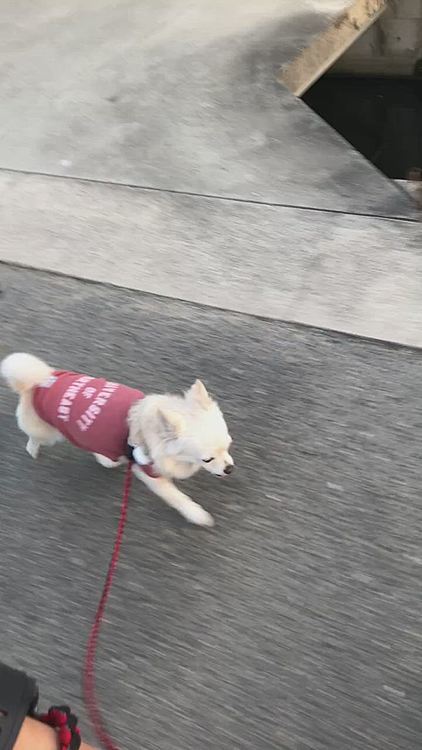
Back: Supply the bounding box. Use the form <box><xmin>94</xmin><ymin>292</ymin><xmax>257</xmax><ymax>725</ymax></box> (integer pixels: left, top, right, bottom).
<box><xmin>202</xmin><ymin>457</ymin><xmax>214</xmax><ymax>463</ymax></box>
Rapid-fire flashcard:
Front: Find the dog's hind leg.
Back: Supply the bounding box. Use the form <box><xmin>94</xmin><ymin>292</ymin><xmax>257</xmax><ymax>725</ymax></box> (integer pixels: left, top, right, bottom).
<box><xmin>94</xmin><ymin>453</ymin><xmax>124</xmax><ymax>469</ymax></box>
<box><xmin>17</xmin><ymin>393</ymin><xmax>61</xmax><ymax>458</ymax></box>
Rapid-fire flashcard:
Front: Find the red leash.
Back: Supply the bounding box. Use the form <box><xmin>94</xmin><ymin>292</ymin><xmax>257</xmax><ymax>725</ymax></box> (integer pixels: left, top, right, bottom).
<box><xmin>83</xmin><ymin>461</ymin><xmax>133</xmax><ymax>750</ymax></box>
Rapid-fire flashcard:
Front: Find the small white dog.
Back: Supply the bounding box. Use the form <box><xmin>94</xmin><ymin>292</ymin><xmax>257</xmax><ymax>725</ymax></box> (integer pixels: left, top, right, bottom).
<box><xmin>1</xmin><ymin>352</ymin><xmax>234</xmax><ymax>527</ymax></box>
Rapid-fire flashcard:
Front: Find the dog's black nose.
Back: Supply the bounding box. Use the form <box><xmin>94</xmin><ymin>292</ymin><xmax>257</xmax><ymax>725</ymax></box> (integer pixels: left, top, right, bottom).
<box><xmin>224</xmin><ymin>464</ymin><xmax>234</xmax><ymax>475</ymax></box>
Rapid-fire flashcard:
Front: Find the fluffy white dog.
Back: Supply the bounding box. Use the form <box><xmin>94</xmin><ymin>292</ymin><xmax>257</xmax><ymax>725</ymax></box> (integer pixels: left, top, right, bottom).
<box><xmin>1</xmin><ymin>353</ymin><xmax>234</xmax><ymax>527</ymax></box>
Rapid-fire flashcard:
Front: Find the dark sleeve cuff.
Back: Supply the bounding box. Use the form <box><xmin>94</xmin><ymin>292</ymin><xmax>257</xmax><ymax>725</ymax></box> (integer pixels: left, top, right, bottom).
<box><xmin>0</xmin><ymin>663</ymin><xmax>38</xmax><ymax>750</ymax></box>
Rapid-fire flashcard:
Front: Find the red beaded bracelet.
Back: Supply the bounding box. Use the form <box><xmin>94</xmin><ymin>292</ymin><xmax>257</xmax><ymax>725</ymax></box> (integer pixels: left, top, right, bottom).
<box><xmin>38</xmin><ymin>705</ymin><xmax>81</xmax><ymax>750</ymax></box>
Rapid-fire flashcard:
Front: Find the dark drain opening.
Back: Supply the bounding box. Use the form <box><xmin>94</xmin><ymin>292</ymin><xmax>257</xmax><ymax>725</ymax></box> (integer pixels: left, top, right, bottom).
<box><xmin>303</xmin><ymin>74</ymin><xmax>422</xmax><ymax>181</ymax></box>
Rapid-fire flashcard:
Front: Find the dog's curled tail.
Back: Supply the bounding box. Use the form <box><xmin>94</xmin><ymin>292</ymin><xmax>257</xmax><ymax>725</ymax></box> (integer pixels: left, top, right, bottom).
<box><xmin>1</xmin><ymin>353</ymin><xmax>53</xmax><ymax>394</ymax></box>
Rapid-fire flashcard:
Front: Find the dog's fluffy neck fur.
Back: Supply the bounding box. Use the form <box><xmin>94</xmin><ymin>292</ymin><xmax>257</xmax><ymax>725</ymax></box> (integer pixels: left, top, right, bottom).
<box><xmin>129</xmin><ymin>392</ymin><xmax>206</xmax><ymax>480</ymax></box>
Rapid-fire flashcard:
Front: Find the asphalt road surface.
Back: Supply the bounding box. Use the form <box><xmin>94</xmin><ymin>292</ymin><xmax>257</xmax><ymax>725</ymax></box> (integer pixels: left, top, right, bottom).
<box><xmin>2</xmin><ymin>265</ymin><xmax>422</xmax><ymax>750</ymax></box>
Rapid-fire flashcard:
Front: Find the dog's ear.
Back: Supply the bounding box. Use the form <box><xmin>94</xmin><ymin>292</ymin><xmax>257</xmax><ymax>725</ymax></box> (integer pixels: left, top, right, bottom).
<box><xmin>157</xmin><ymin>408</ymin><xmax>185</xmax><ymax>437</ymax></box>
<box><xmin>186</xmin><ymin>379</ymin><xmax>212</xmax><ymax>409</ymax></box>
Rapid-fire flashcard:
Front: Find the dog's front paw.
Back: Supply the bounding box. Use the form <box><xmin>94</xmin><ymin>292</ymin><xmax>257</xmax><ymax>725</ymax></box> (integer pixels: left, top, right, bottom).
<box><xmin>183</xmin><ymin>502</ymin><xmax>215</xmax><ymax>527</ymax></box>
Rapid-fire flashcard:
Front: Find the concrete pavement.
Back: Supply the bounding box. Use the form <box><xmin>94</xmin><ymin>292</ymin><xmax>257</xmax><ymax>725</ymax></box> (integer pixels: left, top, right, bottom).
<box><xmin>0</xmin><ymin>0</ymin><xmax>421</xmax><ymax>348</ymax></box>
<box><xmin>0</xmin><ymin>0</ymin><xmax>410</xmax><ymax>217</ymax></box>
<box><xmin>1</xmin><ymin>171</ymin><xmax>421</xmax><ymax>347</ymax></box>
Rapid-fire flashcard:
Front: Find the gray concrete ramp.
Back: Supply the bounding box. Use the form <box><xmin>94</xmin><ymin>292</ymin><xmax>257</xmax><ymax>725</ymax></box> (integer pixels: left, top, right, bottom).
<box><xmin>0</xmin><ymin>0</ymin><xmax>413</xmax><ymax>216</ymax></box>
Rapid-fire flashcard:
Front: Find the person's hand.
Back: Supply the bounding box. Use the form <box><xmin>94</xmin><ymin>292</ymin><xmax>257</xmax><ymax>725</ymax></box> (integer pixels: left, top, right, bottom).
<box><xmin>15</xmin><ymin>717</ymin><xmax>96</xmax><ymax>750</ymax></box>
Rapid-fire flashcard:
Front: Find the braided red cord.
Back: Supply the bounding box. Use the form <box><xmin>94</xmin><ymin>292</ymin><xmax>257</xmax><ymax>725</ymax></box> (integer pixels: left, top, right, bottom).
<box><xmin>83</xmin><ymin>461</ymin><xmax>133</xmax><ymax>750</ymax></box>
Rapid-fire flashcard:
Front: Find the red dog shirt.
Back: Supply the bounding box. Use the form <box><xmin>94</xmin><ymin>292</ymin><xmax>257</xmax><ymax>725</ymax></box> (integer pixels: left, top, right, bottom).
<box><xmin>33</xmin><ymin>370</ymin><xmax>143</xmax><ymax>462</ymax></box>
